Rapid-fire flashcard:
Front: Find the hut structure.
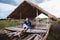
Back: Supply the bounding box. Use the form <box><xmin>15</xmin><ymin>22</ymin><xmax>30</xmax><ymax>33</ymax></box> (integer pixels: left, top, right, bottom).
<box><xmin>7</xmin><ymin>0</ymin><xmax>57</xmax><ymax>21</ymax></box>
<box><xmin>0</xmin><ymin>0</ymin><xmax>57</xmax><ymax>40</ymax></box>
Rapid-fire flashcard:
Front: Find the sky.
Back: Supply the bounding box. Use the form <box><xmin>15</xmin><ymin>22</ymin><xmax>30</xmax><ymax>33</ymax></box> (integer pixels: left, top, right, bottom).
<box><xmin>0</xmin><ymin>0</ymin><xmax>23</xmax><ymax>19</ymax></box>
<box><xmin>0</xmin><ymin>0</ymin><xmax>59</xmax><ymax>19</ymax></box>
<box><xmin>38</xmin><ymin>0</ymin><xmax>60</xmax><ymax>18</ymax></box>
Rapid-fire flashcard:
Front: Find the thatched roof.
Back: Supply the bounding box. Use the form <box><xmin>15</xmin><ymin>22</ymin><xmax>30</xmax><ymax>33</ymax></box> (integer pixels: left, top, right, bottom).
<box><xmin>7</xmin><ymin>0</ymin><xmax>57</xmax><ymax>21</ymax></box>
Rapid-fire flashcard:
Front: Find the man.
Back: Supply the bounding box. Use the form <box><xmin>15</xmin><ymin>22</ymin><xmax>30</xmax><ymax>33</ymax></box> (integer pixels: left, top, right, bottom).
<box><xmin>14</xmin><ymin>18</ymin><xmax>31</xmax><ymax>36</ymax></box>
<box><xmin>23</xmin><ymin>18</ymin><xmax>31</xmax><ymax>28</ymax></box>
<box><xmin>22</xmin><ymin>18</ymin><xmax>31</xmax><ymax>31</ymax></box>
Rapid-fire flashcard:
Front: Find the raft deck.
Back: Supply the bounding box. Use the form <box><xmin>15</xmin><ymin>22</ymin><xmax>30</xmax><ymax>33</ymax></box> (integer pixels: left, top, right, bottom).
<box><xmin>5</xmin><ymin>24</ymin><xmax>50</xmax><ymax>33</ymax></box>
<box><xmin>0</xmin><ymin>23</ymin><xmax>51</xmax><ymax>40</ymax></box>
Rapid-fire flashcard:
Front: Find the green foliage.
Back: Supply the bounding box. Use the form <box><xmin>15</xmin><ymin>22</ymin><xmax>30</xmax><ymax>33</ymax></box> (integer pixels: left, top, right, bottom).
<box><xmin>57</xmin><ymin>20</ymin><xmax>60</xmax><ymax>24</ymax></box>
<box><xmin>0</xmin><ymin>20</ymin><xmax>22</xmax><ymax>29</ymax></box>
<box><xmin>52</xmin><ymin>18</ymin><xmax>60</xmax><ymax>24</ymax></box>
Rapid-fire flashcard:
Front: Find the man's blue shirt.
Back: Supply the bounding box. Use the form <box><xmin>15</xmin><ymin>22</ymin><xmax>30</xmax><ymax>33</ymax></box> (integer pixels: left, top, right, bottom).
<box><xmin>23</xmin><ymin>20</ymin><xmax>31</xmax><ymax>29</ymax></box>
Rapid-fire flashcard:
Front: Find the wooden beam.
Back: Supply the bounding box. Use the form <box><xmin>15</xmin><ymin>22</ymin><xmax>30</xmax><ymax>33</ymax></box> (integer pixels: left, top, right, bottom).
<box><xmin>5</xmin><ymin>27</ymin><xmax>47</xmax><ymax>33</ymax></box>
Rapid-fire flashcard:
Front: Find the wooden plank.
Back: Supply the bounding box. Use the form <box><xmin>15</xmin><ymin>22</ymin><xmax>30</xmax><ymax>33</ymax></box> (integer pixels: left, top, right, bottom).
<box><xmin>27</xmin><ymin>34</ymin><xmax>36</xmax><ymax>40</ymax></box>
<box><xmin>34</xmin><ymin>34</ymin><xmax>42</xmax><ymax>40</ymax></box>
<box><xmin>35</xmin><ymin>26</ymin><xmax>49</xmax><ymax>30</ymax></box>
<box><xmin>5</xmin><ymin>27</ymin><xmax>23</xmax><ymax>31</ymax></box>
<box><xmin>27</xmin><ymin>29</ymin><xmax>47</xmax><ymax>33</ymax></box>
<box><xmin>42</xmin><ymin>24</ymin><xmax>51</xmax><ymax>40</ymax></box>
<box><xmin>35</xmin><ymin>24</ymin><xmax>50</xmax><ymax>30</ymax></box>
<box><xmin>5</xmin><ymin>27</ymin><xmax>47</xmax><ymax>33</ymax></box>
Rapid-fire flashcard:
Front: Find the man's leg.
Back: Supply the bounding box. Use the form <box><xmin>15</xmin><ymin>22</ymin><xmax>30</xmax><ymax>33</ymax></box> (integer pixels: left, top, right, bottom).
<box><xmin>19</xmin><ymin>24</ymin><xmax>28</xmax><ymax>35</ymax></box>
<box><xmin>22</xmin><ymin>24</ymin><xmax>28</xmax><ymax>32</ymax></box>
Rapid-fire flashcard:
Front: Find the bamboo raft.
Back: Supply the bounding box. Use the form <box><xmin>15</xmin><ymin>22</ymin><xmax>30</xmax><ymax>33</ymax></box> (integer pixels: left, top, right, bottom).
<box><xmin>0</xmin><ymin>22</ymin><xmax>51</xmax><ymax>40</ymax></box>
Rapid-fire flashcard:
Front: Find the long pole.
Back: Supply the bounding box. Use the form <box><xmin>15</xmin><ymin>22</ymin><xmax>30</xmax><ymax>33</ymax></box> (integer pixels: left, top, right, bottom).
<box><xmin>36</xmin><ymin>10</ymin><xmax>38</xmax><ymax>29</ymax></box>
<box><xmin>20</xmin><ymin>12</ymin><xmax>21</xmax><ymax>27</ymax></box>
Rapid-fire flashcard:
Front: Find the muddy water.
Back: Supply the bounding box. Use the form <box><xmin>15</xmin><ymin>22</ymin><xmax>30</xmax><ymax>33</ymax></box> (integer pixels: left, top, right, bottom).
<box><xmin>50</xmin><ymin>24</ymin><xmax>60</xmax><ymax>40</ymax></box>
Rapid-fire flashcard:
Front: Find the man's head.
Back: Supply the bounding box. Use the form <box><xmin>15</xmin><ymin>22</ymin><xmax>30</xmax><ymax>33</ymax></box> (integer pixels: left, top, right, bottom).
<box><xmin>25</xmin><ymin>17</ymin><xmax>29</xmax><ymax>21</ymax></box>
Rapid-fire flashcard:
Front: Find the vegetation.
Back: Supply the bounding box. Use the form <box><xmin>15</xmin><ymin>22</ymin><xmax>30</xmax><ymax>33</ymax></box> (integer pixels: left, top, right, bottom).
<box><xmin>0</xmin><ymin>20</ymin><xmax>23</xmax><ymax>29</ymax></box>
<box><xmin>52</xmin><ymin>18</ymin><xmax>60</xmax><ymax>24</ymax></box>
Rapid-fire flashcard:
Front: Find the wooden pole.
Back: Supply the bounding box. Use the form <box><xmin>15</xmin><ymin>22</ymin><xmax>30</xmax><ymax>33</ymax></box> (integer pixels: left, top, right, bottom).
<box><xmin>36</xmin><ymin>10</ymin><xmax>40</xmax><ymax>29</ymax></box>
